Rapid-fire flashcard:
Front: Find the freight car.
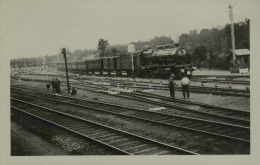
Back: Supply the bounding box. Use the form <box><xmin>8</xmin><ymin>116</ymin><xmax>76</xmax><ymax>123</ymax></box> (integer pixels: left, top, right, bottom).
<box><xmin>56</xmin><ymin>45</ymin><xmax>192</xmax><ymax>79</ymax></box>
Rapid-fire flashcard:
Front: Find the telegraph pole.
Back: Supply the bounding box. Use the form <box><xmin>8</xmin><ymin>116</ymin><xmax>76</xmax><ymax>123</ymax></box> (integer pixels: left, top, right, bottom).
<box><xmin>128</xmin><ymin>44</ymin><xmax>135</xmax><ymax>76</ymax></box>
<box><xmin>229</xmin><ymin>4</ymin><xmax>236</xmax><ymax>65</ymax></box>
<box><xmin>61</xmin><ymin>48</ymin><xmax>70</xmax><ymax>94</ymax></box>
<box><xmin>131</xmin><ymin>52</ymin><xmax>134</xmax><ymax>72</ymax></box>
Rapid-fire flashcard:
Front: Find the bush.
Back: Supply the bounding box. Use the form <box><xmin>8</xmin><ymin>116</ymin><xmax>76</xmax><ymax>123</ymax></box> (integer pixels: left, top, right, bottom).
<box><xmin>209</xmin><ymin>56</ymin><xmax>229</xmax><ymax>70</ymax></box>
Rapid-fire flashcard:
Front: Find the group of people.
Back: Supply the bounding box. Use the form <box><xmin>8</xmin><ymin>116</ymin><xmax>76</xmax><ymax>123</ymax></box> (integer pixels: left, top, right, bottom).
<box><xmin>168</xmin><ymin>73</ymin><xmax>190</xmax><ymax>99</ymax></box>
<box><xmin>51</xmin><ymin>78</ymin><xmax>61</xmax><ymax>93</ymax></box>
<box><xmin>50</xmin><ymin>78</ymin><xmax>78</xmax><ymax>95</ymax></box>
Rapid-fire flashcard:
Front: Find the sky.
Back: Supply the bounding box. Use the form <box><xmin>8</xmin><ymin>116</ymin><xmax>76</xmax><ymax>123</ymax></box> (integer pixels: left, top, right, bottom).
<box><xmin>1</xmin><ymin>0</ymin><xmax>259</xmax><ymax>59</ymax></box>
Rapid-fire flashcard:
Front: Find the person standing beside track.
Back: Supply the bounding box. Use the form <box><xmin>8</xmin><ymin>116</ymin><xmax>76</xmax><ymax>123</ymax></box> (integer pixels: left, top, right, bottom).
<box><xmin>71</xmin><ymin>87</ymin><xmax>77</xmax><ymax>95</ymax></box>
<box><xmin>51</xmin><ymin>78</ymin><xmax>55</xmax><ymax>92</ymax></box>
<box><xmin>181</xmin><ymin>74</ymin><xmax>190</xmax><ymax>99</ymax></box>
<box><xmin>55</xmin><ymin>78</ymin><xmax>61</xmax><ymax>93</ymax></box>
<box><xmin>168</xmin><ymin>74</ymin><xmax>175</xmax><ymax>98</ymax></box>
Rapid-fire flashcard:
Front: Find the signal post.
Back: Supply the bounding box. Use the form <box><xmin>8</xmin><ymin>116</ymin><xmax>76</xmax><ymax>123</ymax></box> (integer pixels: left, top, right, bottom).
<box><xmin>61</xmin><ymin>48</ymin><xmax>71</xmax><ymax>94</ymax></box>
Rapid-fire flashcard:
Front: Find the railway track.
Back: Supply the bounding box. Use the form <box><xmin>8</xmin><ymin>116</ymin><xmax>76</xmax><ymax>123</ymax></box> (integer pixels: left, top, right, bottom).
<box><xmin>191</xmin><ymin>78</ymin><xmax>250</xmax><ymax>85</ymax></box>
<box><xmin>11</xmin><ymin>78</ymin><xmax>250</xmax><ymax>125</ymax></box>
<box><xmin>17</xmin><ymin>73</ymin><xmax>250</xmax><ymax>97</ymax></box>
<box><xmin>192</xmin><ymin>74</ymin><xmax>250</xmax><ymax>79</ymax></box>
<box><xmin>124</xmin><ymin>91</ymin><xmax>250</xmax><ymax>121</ymax></box>
<box><xmin>80</xmin><ymin>77</ymin><xmax>250</xmax><ymax>98</ymax></box>
<box><xmin>11</xmin><ymin>98</ymin><xmax>198</xmax><ymax>155</ymax></box>
<box><xmin>64</xmin><ymin>83</ymin><xmax>250</xmax><ymax>126</ymax></box>
<box><xmin>11</xmin><ymin>86</ymin><xmax>250</xmax><ymax>144</ymax></box>
<box><xmin>12</xmin><ymin>77</ymin><xmax>250</xmax><ymax>114</ymax></box>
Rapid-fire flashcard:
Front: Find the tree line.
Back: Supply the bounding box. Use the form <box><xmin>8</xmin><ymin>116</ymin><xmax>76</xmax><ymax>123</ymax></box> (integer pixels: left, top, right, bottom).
<box><xmin>97</xmin><ymin>36</ymin><xmax>175</xmax><ymax>57</ymax></box>
<box><xmin>10</xmin><ymin>57</ymin><xmax>44</xmax><ymax>68</ymax></box>
<box><xmin>179</xmin><ymin>19</ymin><xmax>249</xmax><ymax>69</ymax></box>
<box><xmin>11</xmin><ymin>19</ymin><xmax>249</xmax><ymax>70</ymax></box>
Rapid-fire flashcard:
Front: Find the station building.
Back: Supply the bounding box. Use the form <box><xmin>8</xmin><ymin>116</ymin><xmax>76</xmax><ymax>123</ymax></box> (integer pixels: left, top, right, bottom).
<box><xmin>232</xmin><ymin>49</ymin><xmax>250</xmax><ymax>68</ymax></box>
<box><xmin>230</xmin><ymin>49</ymin><xmax>250</xmax><ymax>74</ymax></box>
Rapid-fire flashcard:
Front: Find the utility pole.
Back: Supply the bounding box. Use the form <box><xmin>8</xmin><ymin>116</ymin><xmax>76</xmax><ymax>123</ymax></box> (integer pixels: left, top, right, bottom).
<box><xmin>61</xmin><ymin>48</ymin><xmax>70</xmax><ymax>94</ymax></box>
<box><xmin>128</xmin><ymin>44</ymin><xmax>135</xmax><ymax>75</ymax></box>
<box><xmin>229</xmin><ymin>4</ymin><xmax>236</xmax><ymax>65</ymax></box>
<box><xmin>131</xmin><ymin>52</ymin><xmax>134</xmax><ymax>72</ymax></box>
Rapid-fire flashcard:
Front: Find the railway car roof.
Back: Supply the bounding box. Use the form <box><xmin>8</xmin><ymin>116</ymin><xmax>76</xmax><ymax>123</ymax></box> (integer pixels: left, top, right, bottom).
<box><xmin>102</xmin><ymin>56</ymin><xmax>120</xmax><ymax>59</ymax></box>
<box><xmin>86</xmin><ymin>56</ymin><xmax>120</xmax><ymax>61</ymax></box>
<box><xmin>152</xmin><ymin>47</ymin><xmax>180</xmax><ymax>56</ymax></box>
<box><xmin>156</xmin><ymin>44</ymin><xmax>173</xmax><ymax>49</ymax></box>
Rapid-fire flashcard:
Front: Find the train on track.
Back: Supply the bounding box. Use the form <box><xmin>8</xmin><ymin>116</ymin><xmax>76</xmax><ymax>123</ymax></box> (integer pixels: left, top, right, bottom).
<box><xmin>56</xmin><ymin>44</ymin><xmax>193</xmax><ymax>79</ymax></box>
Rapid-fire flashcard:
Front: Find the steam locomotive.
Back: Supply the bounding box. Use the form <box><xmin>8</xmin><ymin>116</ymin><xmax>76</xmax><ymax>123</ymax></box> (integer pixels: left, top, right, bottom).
<box><xmin>56</xmin><ymin>44</ymin><xmax>192</xmax><ymax>79</ymax></box>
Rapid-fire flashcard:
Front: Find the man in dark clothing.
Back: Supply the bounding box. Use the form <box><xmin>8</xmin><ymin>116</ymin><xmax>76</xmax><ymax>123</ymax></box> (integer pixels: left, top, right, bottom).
<box><xmin>132</xmin><ymin>72</ymin><xmax>136</xmax><ymax>79</ymax></box>
<box><xmin>168</xmin><ymin>74</ymin><xmax>175</xmax><ymax>98</ymax></box>
<box><xmin>51</xmin><ymin>78</ymin><xmax>55</xmax><ymax>92</ymax></box>
<box><xmin>46</xmin><ymin>84</ymin><xmax>50</xmax><ymax>89</ymax></box>
<box><xmin>55</xmin><ymin>78</ymin><xmax>61</xmax><ymax>93</ymax></box>
<box><xmin>71</xmin><ymin>88</ymin><xmax>77</xmax><ymax>95</ymax></box>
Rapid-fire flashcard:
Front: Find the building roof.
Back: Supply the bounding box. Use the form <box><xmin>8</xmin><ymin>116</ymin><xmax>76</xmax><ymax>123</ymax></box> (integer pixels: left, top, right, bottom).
<box><xmin>232</xmin><ymin>49</ymin><xmax>250</xmax><ymax>56</ymax></box>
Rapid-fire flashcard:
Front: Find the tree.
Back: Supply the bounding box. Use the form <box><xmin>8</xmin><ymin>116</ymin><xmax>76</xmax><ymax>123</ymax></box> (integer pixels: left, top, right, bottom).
<box><xmin>70</xmin><ymin>49</ymin><xmax>84</xmax><ymax>61</ymax></box>
<box><xmin>149</xmin><ymin>36</ymin><xmax>174</xmax><ymax>48</ymax></box>
<box><xmin>224</xmin><ymin>19</ymin><xmax>250</xmax><ymax>50</ymax></box>
<box><xmin>193</xmin><ymin>45</ymin><xmax>208</xmax><ymax>67</ymax></box>
<box><xmin>97</xmin><ymin>39</ymin><xmax>109</xmax><ymax>57</ymax></box>
<box><xmin>111</xmin><ymin>47</ymin><xmax>119</xmax><ymax>56</ymax></box>
<box><xmin>178</xmin><ymin>19</ymin><xmax>250</xmax><ymax>70</ymax></box>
